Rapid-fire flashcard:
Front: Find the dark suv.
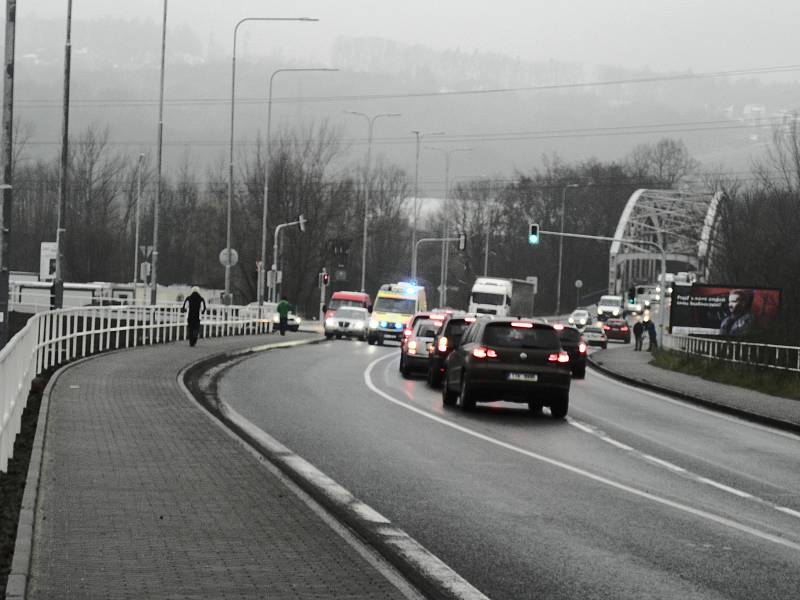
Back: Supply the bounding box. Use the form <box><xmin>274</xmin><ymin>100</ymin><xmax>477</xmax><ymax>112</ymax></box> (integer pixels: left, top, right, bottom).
<box><xmin>554</xmin><ymin>324</ymin><xmax>587</xmax><ymax>378</ymax></box>
<box><xmin>427</xmin><ymin>314</ymin><xmax>476</xmax><ymax>387</ymax></box>
<box><xmin>442</xmin><ymin>319</ymin><xmax>572</xmax><ymax>418</ymax></box>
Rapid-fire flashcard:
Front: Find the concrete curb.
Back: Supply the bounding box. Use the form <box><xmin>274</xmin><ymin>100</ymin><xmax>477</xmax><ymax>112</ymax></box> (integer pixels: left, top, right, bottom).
<box><xmin>182</xmin><ymin>345</ymin><xmax>489</xmax><ymax>600</ymax></box>
<box><xmin>587</xmin><ymin>353</ymin><xmax>800</xmax><ymax>436</ymax></box>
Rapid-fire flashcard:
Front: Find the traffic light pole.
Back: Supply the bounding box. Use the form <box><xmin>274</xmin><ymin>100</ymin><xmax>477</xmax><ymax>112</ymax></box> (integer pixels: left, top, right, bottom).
<box><xmin>413</xmin><ymin>234</ymin><xmax>465</xmax><ymax>303</ymax></box>
<box><xmin>539</xmin><ymin>229</ymin><xmax>668</xmax><ymax>345</ymax></box>
<box><xmin>270</xmin><ymin>215</ymin><xmax>306</xmax><ymax>302</ymax></box>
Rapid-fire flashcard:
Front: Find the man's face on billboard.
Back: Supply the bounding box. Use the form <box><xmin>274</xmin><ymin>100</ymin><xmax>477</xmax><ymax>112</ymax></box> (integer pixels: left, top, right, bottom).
<box><xmin>728</xmin><ymin>292</ymin><xmax>743</xmax><ymax>315</ymax></box>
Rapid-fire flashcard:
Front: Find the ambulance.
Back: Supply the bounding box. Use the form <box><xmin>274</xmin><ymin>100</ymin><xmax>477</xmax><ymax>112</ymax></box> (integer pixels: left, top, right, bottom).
<box><xmin>366</xmin><ymin>282</ymin><xmax>427</xmax><ymax>345</ymax></box>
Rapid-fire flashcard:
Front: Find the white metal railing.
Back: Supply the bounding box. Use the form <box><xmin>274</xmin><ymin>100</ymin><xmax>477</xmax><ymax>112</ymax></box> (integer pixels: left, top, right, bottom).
<box><xmin>0</xmin><ymin>303</ymin><xmax>272</xmax><ymax>472</ymax></box>
<box><xmin>663</xmin><ymin>332</ymin><xmax>800</xmax><ymax>373</ymax></box>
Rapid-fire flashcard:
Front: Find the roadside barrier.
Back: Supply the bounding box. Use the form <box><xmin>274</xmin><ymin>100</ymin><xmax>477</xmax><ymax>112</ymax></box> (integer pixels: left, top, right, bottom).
<box><xmin>0</xmin><ymin>303</ymin><xmax>271</xmax><ymax>472</ymax></box>
<box><xmin>664</xmin><ymin>332</ymin><xmax>800</xmax><ymax>373</ymax></box>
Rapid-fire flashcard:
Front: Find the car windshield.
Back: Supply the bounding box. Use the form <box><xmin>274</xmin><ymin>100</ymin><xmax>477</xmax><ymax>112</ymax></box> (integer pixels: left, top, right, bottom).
<box><xmin>329</xmin><ymin>299</ymin><xmax>365</xmax><ymax>309</ymax></box>
<box><xmin>599</xmin><ymin>296</ymin><xmax>622</xmax><ymax>304</ymax></box>
<box><xmin>557</xmin><ymin>328</ymin><xmax>582</xmax><ymax>342</ymax></box>
<box><xmin>471</xmin><ymin>291</ymin><xmax>505</xmax><ymax>305</ymax></box>
<box><xmin>584</xmin><ymin>327</ymin><xmax>603</xmax><ymax>333</ymax></box>
<box><xmin>373</xmin><ymin>297</ymin><xmax>416</xmax><ymax>314</ymax></box>
<box><xmin>483</xmin><ymin>323</ymin><xmax>560</xmax><ymax>349</ymax></box>
<box><xmin>334</xmin><ymin>308</ymin><xmax>366</xmax><ymax>319</ymax></box>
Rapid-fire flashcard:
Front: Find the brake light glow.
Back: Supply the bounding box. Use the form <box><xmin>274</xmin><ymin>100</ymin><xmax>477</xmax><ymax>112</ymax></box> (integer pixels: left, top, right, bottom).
<box><xmin>403</xmin><ymin>328</ymin><xmax>413</xmax><ymax>337</ymax></box>
<box><xmin>408</xmin><ymin>340</ymin><xmax>417</xmax><ymax>355</ymax></box>
<box><xmin>464</xmin><ymin>316</ymin><xmax>476</xmax><ymax>323</ymax></box>
<box><xmin>620</xmin><ymin>326</ymin><xmax>629</xmax><ymax>332</ymax></box>
<box><xmin>472</xmin><ymin>347</ymin><xmax>498</xmax><ymax>359</ymax></box>
<box><xmin>437</xmin><ymin>336</ymin><xmax>448</xmax><ymax>353</ymax></box>
<box><xmin>430</xmin><ymin>313</ymin><xmax>445</xmax><ymax>321</ymax></box>
<box><xmin>552</xmin><ymin>323</ymin><xmax>564</xmax><ymax>330</ymax></box>
<box><xmin>603</xmin><ymin>325</ymin><xmax>611</xmax><ymax>331</ymax></box>
<box><xmin>548</xmin><ymin>351</ymin><xmax>570</xmax><ymax>363</ymax></box>
<box><xmin>511</xmin><ymin>321</ymin><xmax>533</xmax><ymax>328</ymax></box>
<box><xmin>578</xmin><ymin>341</ymin><xmax>587</xmax><ymax>354</ymax></box>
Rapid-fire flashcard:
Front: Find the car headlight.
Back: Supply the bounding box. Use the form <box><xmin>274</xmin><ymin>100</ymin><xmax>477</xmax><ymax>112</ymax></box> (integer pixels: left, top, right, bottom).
<box><xmin>369</xmin><ymin>319</ymin><xmax>379</xmax><ymax>329</ymax></box>
<box><xmin>273</xmin><ymin>315</ymin><xmax>279</xmax><ymax>323</ymax></box>
<box><xmin>325</xmin><ymin>318</ymin><xmax>335</xmax><ymax>327</ymax></box>
<box><xmin>612</xmin><ymin>308</ymin><xmax>619</xmax><ymax>316</ymax></box>
<box><xmin>354</xmin><ymin>321</ymin><xmax>364</xmax><ymax>329</ymax></box>
<box><xmin>295</xmin><ymin>317</ymin><xmax>302</xmax><ymax>323</ymax></box>
<box><xmin>568</xmin><ymin>317</ymin><xmax>574</xmax><ymax>323</ymax></box>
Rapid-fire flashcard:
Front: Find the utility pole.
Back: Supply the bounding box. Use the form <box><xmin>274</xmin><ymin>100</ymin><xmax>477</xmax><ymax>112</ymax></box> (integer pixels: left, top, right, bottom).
<box><xmin>150</xmin><ymin>0</ymin><xmax>167</xmax><ymax>305</ymax></box>
<box><xmin>0</xmin><ymin>0</ymin><xmax>16</xmax><ymax>348</ymax></box>
<box><xmin>53</xmin><ymin>0</ymin><xmax>73</xmax><ymax>309</ymax></box>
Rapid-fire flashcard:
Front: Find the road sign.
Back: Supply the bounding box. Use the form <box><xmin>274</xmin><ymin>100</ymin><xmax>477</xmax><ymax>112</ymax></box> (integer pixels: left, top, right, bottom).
<box><xmin>525</xmin><ymin>275</ymin><xmax>538</xmax><ymax>294</ymax></box>
<box><xmin>219</xmin><ymin>248</ymin><xmax>239</xmax><ymax>267</ymax></box>
<box><xmin>40</xmin><ymin>242</ymin><xmax>58</xmax><ymax>281</ymax></box>
<box><xmin>457</xmin><ymin>232</ymin><xmax>466</xmax><ymax>250</ymax></box>
<box><xmin>139</xmin><ymin>245</ymin><xmax>154</xmax><ymax>259</ymax></box>
<box><xmin>575</xmin><ymin>279</ymin><xmax>583</xmax><ymax>288</ymax></box>
<box><xmin>139</xmin><ymin>261</ymin><xmax>151</xmax><ymax>282</ymax></box>
<box><xmin>298</xmin><ymin>214</ymin><xmax>307</xmax><ymax>232</ymax></box>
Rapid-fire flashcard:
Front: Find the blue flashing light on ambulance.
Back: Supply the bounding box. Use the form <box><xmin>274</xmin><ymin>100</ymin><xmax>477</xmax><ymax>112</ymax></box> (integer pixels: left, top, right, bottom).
<box><xmin>367</xmin><ymin>282</ymin><xmax>427</xmax><ymax>345</ymax></box>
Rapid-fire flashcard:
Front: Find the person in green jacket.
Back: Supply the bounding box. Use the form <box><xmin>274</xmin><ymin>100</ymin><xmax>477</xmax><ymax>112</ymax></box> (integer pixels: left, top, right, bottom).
<box><xmin>276</xmin><ymin>295</ymin><xmax>292</xmax><ymax>336</ymax></box>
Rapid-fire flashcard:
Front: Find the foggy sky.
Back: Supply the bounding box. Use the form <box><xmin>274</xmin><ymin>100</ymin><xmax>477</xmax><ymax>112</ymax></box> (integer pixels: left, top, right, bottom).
<box><xmin>17</xmin><ymin>0</ymin><xmax>800</xmax><ymax>77</ymax></box>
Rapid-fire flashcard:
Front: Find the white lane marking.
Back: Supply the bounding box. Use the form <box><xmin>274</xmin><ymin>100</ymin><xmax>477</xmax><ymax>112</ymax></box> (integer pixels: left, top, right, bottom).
<box><xmin>364</xmin><ymin>353</ymin><xmax>800</xmax><ymax>552</ymax></box>
<box><xmin>776</xmin><ymin>506</ymin><xmax>800</xmax><ymax>519</ymax></box>
<box><xmin>696</xmin><ymin>477</ymin><xmax>754</xmax><ymax>499</ymax></box>
<box><xmin>598</xmin><ymin>436</ymin><xmax>634</xmax><ymax>451</ymax></box>
<box><xmin>641</xmin><ymin>454</ymin><xmax>688</xmax><ymax>473</ymax></box>
<box><xmin>587</xmin><ymin>367</ymin><xmax>800</xmax><ymax>442</ymax></box>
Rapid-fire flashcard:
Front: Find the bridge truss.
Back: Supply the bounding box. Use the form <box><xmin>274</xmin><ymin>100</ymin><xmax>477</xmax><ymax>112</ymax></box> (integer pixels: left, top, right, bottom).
<box><xmin>608</xmin><ymin>189</ymin><xmax>727</xmax><ymax>293</ymax></box>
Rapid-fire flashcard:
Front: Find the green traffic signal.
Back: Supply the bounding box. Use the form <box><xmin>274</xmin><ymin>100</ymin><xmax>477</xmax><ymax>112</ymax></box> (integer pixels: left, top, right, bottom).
<box><xmin>528</xmin><ymin>223</ymin><xmax>540</xmax><ymax>245</ymax></box>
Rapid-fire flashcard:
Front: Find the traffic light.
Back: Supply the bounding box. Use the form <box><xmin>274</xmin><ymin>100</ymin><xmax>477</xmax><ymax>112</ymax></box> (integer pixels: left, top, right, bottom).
<box><xmin>528</xmin><ymin>223</ymin><xmax>540</xmax><ymax>245</ymax></box>
<box><xmin>457</xmin><ymin>232</ymin><xmax>466</xmax><ymax>251</ymax></box>
<box><xmin>322</xmin><ymin>272</ymin><xmax>330</xmax><ymax>286</ymax></box>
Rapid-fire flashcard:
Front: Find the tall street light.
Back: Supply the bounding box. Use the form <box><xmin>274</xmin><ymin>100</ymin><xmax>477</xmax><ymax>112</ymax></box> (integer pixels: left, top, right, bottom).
<box><xmin>227</xmin><ymin>16</ymin><xmax>318</xmax><ymax>305</ymax></box>
<box><xmin>132</xmin><ymin>153</ymin><xmax>144</xmax><ymax>299</ymax></box>
<box><xmin>346</xmin><ymin>111</ymin><xmax>401</xmax><ymax>293</ymax></box>
<box><xmin>150</xmin><ymin>0</ymin><xmax>167</xmax><ymax>305</ymax></box>
<box><xmin>260</xmin><ymin>67</ymin><xmax>338</xmax><ymax>305</ymax></box>
<box><xmin>410</xmin><ymin>129</ymin><xmax>444</xmax><ymax>281</ymax></box>
<box><xmin>53</xmin><ymin>0</ymin><xmax>72</xmax><ymax>309</ymax></box>
<box><xmin>556</xmin><ymin>182</ymin><xmax>580</xmax><ymax>315</ymax></box>
<box><xmin>426</xmin><ymin>147</ymin><xmax>471</xmax><ymax>306</ymax></box>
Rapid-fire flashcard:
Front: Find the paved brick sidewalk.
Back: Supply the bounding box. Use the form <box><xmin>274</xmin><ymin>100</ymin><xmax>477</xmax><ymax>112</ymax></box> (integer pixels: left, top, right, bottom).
<box><xmin>21</xmin><ymin>333</ymin><xmax>411</xmax><ymax>600</ymax></box>
<box><xmin>589</xmin><ymin>343</ymin><xmax>800</xmax><ymax>430</ymax></box>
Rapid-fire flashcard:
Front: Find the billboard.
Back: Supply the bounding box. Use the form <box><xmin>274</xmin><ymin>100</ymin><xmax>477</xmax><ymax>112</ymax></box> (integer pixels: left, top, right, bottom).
<box><xmin>669</xmin><ymin>284</ymin><xmax>781</xmax><ymax>337</ymax></box>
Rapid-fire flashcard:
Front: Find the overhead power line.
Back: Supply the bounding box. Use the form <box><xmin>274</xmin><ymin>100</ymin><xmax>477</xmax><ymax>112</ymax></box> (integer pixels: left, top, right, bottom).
<box><xmin>15</xmin><ymin>64</ymin><xmax>800</xmax><ymax>109</ymax></box>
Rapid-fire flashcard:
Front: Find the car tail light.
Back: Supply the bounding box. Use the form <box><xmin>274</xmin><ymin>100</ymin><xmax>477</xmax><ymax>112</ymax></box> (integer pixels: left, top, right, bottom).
<box><xmin>548</xmin><ymin>351</ymin><xmax>570</xmax><ymax>363</ymax></box>
<box><xmin>552</xmin><ymin>323</ymin><xmax>564</xmax><ymax>330</ymax></box>
<box><xmin>578</xmin><ymin>341</ymin><xmax>587</xmax><ymax>354</ymax></box>
<box><xmin>408</xmin><ymin>340</ymin><xmax>417</xmax><ymax>355</ymax></box>
<box><xmin>431</xmin><ymin>314</ymin><xmax>445</xmax><ymax>321</ymax></box>
<box><xmin>403</xmin><ymin>328</ymin><xmax>412</xmax><ymax>337</ymax></box>
<box><xmin>603</xmin><ymin>325</ymin><xmax>611</xmax><ymax>331</ymax></box>
<box><xmin>464</xmin><ymin>317</ymin><xmax>476</xmax><ymax>323</ymax></box>
<box><xmin>620</xmin><ymin>326</ymin><xmax>629</xmax><ymax>332</ymax></box>
<box><xmin>472</xmin><ymin>346</ymin><xmax>498</xmax><ymax>359</ymax></box>
<box><xmin>511</xmin><ymin>321</ymin><xmax>533</xmax><ymax>328</ymax></box>
<box><xmin>437</xmin><ymin>336</ymin><xmax>448</xmax><ymax>353</ymax></box>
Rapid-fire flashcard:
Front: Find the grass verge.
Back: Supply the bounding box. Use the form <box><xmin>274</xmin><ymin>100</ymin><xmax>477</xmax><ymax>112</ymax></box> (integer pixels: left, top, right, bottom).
<box><xmin>0</xmin><ymin>381</ymin><xmax>45</xmax><ymax>600</ymax></box>
<box><xmin>651</xmin><ymin>349</ymin><xmax>800</xmax><ymax>400</ymax></box>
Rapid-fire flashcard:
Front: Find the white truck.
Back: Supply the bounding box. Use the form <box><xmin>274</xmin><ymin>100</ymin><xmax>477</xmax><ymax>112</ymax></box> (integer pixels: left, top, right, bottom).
<box><xmin>596</xmin><ymin>294</ymin><xmax>625</xmax><ymax>320</ymax></box>
<box><xmin>468</xmin><ymin>277</ymin><xmax>536</xmax><ymax>318</ymax></box>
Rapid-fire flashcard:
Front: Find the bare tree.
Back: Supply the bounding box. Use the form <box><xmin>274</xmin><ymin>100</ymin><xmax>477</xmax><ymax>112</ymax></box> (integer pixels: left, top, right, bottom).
<box><xmin>625</xmin><ymin>138</ymin><xmax>699</xmax><ymax>187</ymax></box>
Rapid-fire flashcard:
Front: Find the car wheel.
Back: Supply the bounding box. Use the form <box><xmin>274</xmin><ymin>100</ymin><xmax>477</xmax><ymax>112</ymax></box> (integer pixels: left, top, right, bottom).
<box><xmin>549</xmin><ymin>390</ymin><xmax>569</xmax><ymax>419</ymax></box>
<box><xmin>377</xmin><ymin>335</ymin><xmax>384</xmax><ymax>346</ymax></box>
<box><xmin>573</xmin><ymin>367</ymin><xmax>586</xmax><ymax>379</ymax></box>
<box><xmin>325</xmin><ymin>332</ymin><xmax>333</xmax><ymax>340</ymax></box>
<box><xmin>367</xmin><ymin>337</ymin><xmax>376</xmax><ymax>345</ymax></box>
<box><xmin>624</xmin><ymin>336</ymin><xmax>631</xmax><ymax>344</ymax></box>
<box><xmin>427</xmin><ymin>366</ymin><xmax>442</xmax><ymax>388</ymax></box>
<box><xmin>442</xmin><ymin>372</ymin><xmax>458</xmax><ymax>407</ymax></box>
<box><xmin>400</xmin><ymin>356</ymin><xmax>411</xmax><ymax>378</ymax></box>
<box><xmin>459</xmin><ymin>376</ymin><xmax>476</xmax><ymax>411</ymax></box>
<box><xmin>335</xmin><ymin>333</ymin><xmax>342</xmax><ymax>339</ymax></box>
<box><xmin>601</xmin><ymin>343</ymin><xmax>607</xmax><ymax>349</ymax></box>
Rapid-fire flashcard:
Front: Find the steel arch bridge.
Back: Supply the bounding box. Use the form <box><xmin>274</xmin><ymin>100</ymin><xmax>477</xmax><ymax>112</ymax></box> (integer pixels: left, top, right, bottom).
<box><xmin>608</xmin><ymin>189</ymin><xmax>727</xmax><ymax>294</ymax></box>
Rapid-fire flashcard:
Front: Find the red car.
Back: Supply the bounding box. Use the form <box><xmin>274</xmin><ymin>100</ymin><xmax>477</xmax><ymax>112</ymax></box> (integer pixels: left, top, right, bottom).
<box><xmin>603</xmin><ymin>318</ymin><xmax>631</xmax><ymax>343</ymax></box>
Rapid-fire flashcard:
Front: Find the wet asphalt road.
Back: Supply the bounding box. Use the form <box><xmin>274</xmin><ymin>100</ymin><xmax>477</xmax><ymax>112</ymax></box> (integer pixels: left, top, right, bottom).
<box><xmin>218</xmin><ymin>339</ymin><xmax>800</xmax><ymax>600</ymax></box>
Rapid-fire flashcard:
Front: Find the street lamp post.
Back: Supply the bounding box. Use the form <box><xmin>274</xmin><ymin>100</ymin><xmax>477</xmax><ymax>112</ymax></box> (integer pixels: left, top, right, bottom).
<box><xmin>410</xmin><ymin>130</ymin><xmax>445</xmax><ymax>281</ymax></box>
<box><xmin>345</xmin><ymin>111</ymin><xmax>401</xmax><ymax>293</ymax></box>
<box><xmin>426</xmin><ymin>147</ymin><xmax>471</xmax><ymax>306</ymax></box>
<box><xmin>132</xmin><ymin>153</ymin><xmax>144</xmax><ymax>300</ymax></box>
<box><xmin>259</xmin><ymin>67</ymin><xmax>338</xmax><ymax>308</ymax></box>
<box><xmin>150</xmin><ymin>0</ymin><xmax>167</xmax><ymax>305</ymax></box>
<box><xmin>53</xmin><ymin>0</ymin><xmax>72</xmax><ymax>309</ymax></box>
<box><xmin>227</xmin><ymin>16</ymin><xmax>318</xmax><ymax>306</ymax></box>
<box><xmin>271</xmin><ymin>215</ymin><xmax>306</xmax><ymax>301</ymax></box>
<box><xmin>555</xmin><ymin>183</ymin><xmax>579</xmax><ymax>315</ymax></box>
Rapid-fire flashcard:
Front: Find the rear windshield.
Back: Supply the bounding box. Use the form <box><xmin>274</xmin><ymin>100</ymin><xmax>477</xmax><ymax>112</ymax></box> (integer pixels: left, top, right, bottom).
<box><xmin>445</xmin><ymin>320</ymin><xmax>469</xmax><ymax>337</ymax></box>
<box><xmin>334</xmin><ymin>308</ymin><xmax>366</xmax><ymax>319</ymax></box>
<box><xmin>329</xmin><ymin>298</ymin><xmax>366</xmax><ymax>309</ymax></box>
<box><xmin>483</xmin><ymin>324</ymin><xmax>560</xmax><ymax>349</ymax></box>
<box><xmin>557</xmin><ymin>328</ymin><xmax>581</xmax><ymax>342</ymax></box>
<box><xmin>373</xmin><ymin>297</ymin><xmax>416</xmax><ymax>314</ymax></box>
<box><xmin>415</xmin><ymin>320</ymin><xmax>439</xmax><ymax>338</ymax></box>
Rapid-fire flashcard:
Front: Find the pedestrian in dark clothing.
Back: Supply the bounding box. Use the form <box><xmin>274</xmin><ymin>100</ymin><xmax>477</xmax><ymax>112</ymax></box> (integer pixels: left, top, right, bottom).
<box><xmin>646</xmin><ymin>319</ymin><xmax>658</xmax><ymax>351</ymax></box>
<box><xmin>633</xmin><ymin>320</ymin><xmax>644</xmax><ymax>351</ymax></box>
<box><xmin>276</xmin><ymin>296</ymin><xmax>292</xmax><ymax>336</ymax></box>
<box><xmin>181</xmin><ymin>286</ymin><xmax>206</xmax><ymax>346</ymax></box>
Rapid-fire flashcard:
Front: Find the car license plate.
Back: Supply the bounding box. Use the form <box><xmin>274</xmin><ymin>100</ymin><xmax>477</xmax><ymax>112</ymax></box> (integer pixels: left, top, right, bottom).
<box><xmin>507</xmin><ymin>372</ymin><xmax>538</xmax><ymax>382</ymax></box>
